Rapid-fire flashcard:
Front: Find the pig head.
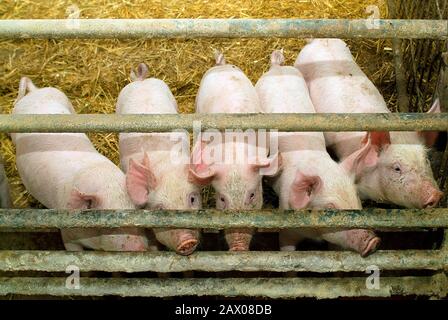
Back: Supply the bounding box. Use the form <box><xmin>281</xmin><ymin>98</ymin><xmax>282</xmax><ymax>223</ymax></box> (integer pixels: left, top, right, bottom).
<box><xmin>189</xmin><ymin>139</ymin><xmax>282</xmax><ymax>251</ymax></box>
<box><xmin>345</xmin><ymin>116</ymin><xmax>443</xmax><ymax>209</ymax></box>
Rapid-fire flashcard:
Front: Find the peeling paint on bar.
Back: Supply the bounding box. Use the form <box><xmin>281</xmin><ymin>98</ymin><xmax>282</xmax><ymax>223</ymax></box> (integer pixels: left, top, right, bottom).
<box><xmin>0</xmin><ymin>113</ymin><xmax>447</xmax><ymax>133</ymax></box>
<box><xmin>0</xmin><ymin>19</ymin><xmax>446</xmax><ymax>40</ymax></box>
<box><xmin>0</xmin><ymin>250</ymin><xmax>445</xmax><ymax>273</ymax></box>
<box><xmin>0</xmin><ymin>275</ymin><xmax>446</xmax><ymax>298</ymax></box>
<box><xmin>0</xmin><ymin>208</ymin><xmax>446</xmax><ymax>229</ymax></box>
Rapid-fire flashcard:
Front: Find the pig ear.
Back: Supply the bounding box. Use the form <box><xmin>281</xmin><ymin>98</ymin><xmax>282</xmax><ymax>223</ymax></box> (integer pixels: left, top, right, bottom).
<box><xmin>251</xmin><ymin>152</ymin><xmax>283</xmax><ymax>176</ymax></box>
<box><xmin>418</xmin><ymin>99</ymin><xmax>441</xmax><ymax>147</ymax></box>
<box><xmin>341</xmin><ymin>131</ymin><xmax>389</xmax><ymax>178</ymax></box>
<box><xmin>289</xmin><ymin>171</ymin><xmax>323</xmax><ymax>209</ymax></box>
<box><xmin>67</xmin><ymin>189</ymin><xmax>100</xmax><ymax>209</ymax></box>
<box><xmin>126</xmin><ymin>153</ymin><xmax>157</xmax><ymax>206</ymax></box>
<box><xmin>188</xmin><ymin>140</ymin><xmax>216</xmax><ymax>186</ymax></box>
<box><xmin>365</xmin><ymin>131</ymin><xmax>391</xmax><ymax>149</ymax></box>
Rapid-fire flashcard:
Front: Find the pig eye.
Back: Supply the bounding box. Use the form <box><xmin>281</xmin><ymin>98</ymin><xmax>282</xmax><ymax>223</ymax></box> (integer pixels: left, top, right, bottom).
<box><xmin>249</xmin><ymin>192</ymin><xmax>255</xmax><ymax>200</ymax></box>
<box><xmin>393</xmin><ymin>163</ymin><xmax>402</xmax><ymax>173</ymax></box>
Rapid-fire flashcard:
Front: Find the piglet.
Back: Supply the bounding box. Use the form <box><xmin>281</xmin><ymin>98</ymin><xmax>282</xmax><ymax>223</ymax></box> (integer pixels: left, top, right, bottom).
<box><xmin>255</xmin><ymin>50</ymin><xmax>380</xmax><ymax>256</ymax></box>
<box><xmin>296</xmin><ymin>39</ymin><xmax>443</xmax><ymax>209</ymax></box>
<box><xmin>190</xmin><ymin>52</ymin><xmax>282</xmax><ymax>251</ymax></box>
<box><xmin>12</xmin><ymin>77</ymin><xmax>150</xmax><ymax>251</ymax></box>
<box><xmin>0</xmin><ymin>158</ymin><xmax>12</xmax><ymax>208</ymax></box>
<box><xmin>117</xmin><ymin>63</ymin><xmax>200</xmax><ymax>255</ymax></box>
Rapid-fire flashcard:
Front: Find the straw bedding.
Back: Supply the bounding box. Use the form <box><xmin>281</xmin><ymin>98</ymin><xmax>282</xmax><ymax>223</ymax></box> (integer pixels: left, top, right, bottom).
<box><xmin>0</xmin><ymin>0</ymin><xmax>393</xmax><ymax>208</ymax></box>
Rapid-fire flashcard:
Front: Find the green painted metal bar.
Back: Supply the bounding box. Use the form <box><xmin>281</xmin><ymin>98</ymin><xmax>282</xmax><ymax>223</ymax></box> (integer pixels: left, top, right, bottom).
<box><xmin>0</xmin><ymin>228</ymin><xmax>59</xmax><ymax>233</ymax></box>
<box><xmin>0</xmin><ymin>208</ymin><xmax>447</xmax><ymax>229</ymax></box>
<box><xmin>0</xmin><ymin>113</ymin><xmax>447</xmax><ymax>133</ymax></box>
<box><xmin>0</xmin><ymin>19</ymin><xmax>446</xmax><ymax>40</ymax></box>
<box><xmin>0</xmin><ymin>250</ymin><xmax>445</xmax><ymax>273</ymax></box>
<box><xmin>0</xmin><ymin>275</ymin><xmax>446</xmax><ymax>298</ymax></box>
<box><xmin>0</xmin><ymin>227</ymin><xmax>428</xmax><ymax>233</ymax></box>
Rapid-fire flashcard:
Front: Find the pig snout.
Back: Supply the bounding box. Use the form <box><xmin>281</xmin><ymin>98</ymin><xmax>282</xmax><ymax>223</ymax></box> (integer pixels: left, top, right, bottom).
<box><xmin>421</xmin><ymin>182</ymin><xmax>443</xmax><ymax>208</ymax></box>
<box><xmin>176</xmin><ymin>230</ymin><xmax>199</xmax><ymax>255</ymax></box>
<box><xmin>154</xmin><ymin>228</ymin><xmax>199</xmax><ymax>256</ymax></box>
<box><xmin>225</xmin><ymin>228</ymin><xmax>254</xmax><ymax>251</ymax></box>
<box><xmin>346</xmin><ymin>229</ymin><xmax>381</xmax><ymax>257</ymax></box>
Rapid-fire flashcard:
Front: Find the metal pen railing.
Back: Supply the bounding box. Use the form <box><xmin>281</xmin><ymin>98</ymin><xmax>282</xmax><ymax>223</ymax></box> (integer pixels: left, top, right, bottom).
<box><xmin>0</xmin><ymin>15</ymin><xmax>447</xmax><ymax>299</ymax></box>
<box><xmin>0</xmin><ymin>19</ymin><xmax>446</xmax><ymax>39</ymax></box>
<box><xmin>0</xmin><ymin>113</ymin><xmax>447</xmax><ymax>133</ymax></box>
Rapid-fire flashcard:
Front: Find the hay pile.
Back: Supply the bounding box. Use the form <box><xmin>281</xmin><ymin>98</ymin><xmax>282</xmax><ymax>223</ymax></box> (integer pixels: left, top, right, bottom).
<box><xmin>0</xmin><ymin>0</ymin><xmax>394</xmax><ymax>208</ymax></box>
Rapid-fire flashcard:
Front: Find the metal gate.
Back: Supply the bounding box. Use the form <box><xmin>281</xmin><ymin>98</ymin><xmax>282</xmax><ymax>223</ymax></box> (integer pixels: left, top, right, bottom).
<box><xmin>0</xmin><ymin>0</ymin><xmax>447</xmax><ymax>299</ymax></box>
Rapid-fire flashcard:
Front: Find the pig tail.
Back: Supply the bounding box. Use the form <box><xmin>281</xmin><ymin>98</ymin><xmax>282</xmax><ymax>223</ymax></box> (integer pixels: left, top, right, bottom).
<box><xmin>214</xmin><ymin>50</ymin><xmax>226</xmax><ymax>66</ymax></box>
<box><xmin>130</xmin><ymin>63</ymin><xmax>149</xmax><ymax>81</ymax></box>
<box><xmin>270</xmin><ymin>49</ymin><xmax>285</xmax><ymax>66</ymax></box>
<box><xmin>15</xmin><ymin>77</ymin><xmax>37</xmax><ymax>104</ymax></box>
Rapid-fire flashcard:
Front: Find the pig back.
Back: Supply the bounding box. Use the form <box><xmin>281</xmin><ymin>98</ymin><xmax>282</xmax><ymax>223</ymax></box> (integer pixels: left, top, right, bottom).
<box><xmin>196</xmin><ymin>65</ymin><xmax>262</xmax><ymax>114</ymax></box>
<box><xmin>296</xmin><ymin>39</ymin><xmax>389</xmax><ymax>114</ymax></box>
<box><xmin>255</xmin><ymin>65</ymin><xmax>327</xmax><ymax>153</ymax></box>
<box><xmin>13</xmin><ymin>87</ymin><xmax>75</xmax><ymax>115</ymax></box>
<box><xmin>119</xmin><ymin>131</ymin><xmax>190</xmax><ymax>173</ymax></box>
<box><xmin>116</xmin><ymin>78</ymin><xmax>178</xmax><ymax>115</ymax></box>
<box><xmin>11</xmin><ymin>87</ymin><xmax>76</xmax><ymax>143</ymax></box>
<box><xmin>116</xmin><ymin>78</ymin><xmax>189</xmax><ymax>171</ymax></box>
<box><xmin>14</xmin><ymin>132</ymin><xmax>108</xmax><ymax>209</ymax></box>
<box><xmin>296</xmin><ymin>39</ymin><xmax>390</xmax><ymax>156</ymax></box>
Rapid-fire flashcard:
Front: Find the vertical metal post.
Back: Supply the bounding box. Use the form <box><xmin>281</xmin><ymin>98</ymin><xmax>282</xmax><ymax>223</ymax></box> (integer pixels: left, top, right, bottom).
<box><xmin>389</xmin><ymin>0</ymin><xmax>410</xmax><ymax>112</ymax></box>
<box><xmin>437</xmin><ymin>50</ymin><xmax>448</xmax><ymax>210</ymax></box>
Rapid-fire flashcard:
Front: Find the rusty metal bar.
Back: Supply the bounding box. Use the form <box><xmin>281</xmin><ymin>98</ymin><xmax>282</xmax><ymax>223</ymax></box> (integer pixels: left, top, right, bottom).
<box><xmin>0</xmin><ymin>250</ymin><xmax>445</xmax><ymax>273</ymax></box>
<box><xmin>0</xmin><ymin>208</ymin><xmax>446</xmax><ymax>229</ymax></box>
<box><xmin>439</xmin><ymin>51</ymin><xmax>448</xmax><ymax>112</ymax></box>
<box><xmin>0</xmin><ymin>113</ymin><xmax>447</xmax><ymax>133</ymax></box>
<box><xmin>392</xmin><ymin>40</ymin><xmax>411</xmax><ymax>112</ymax></box>
<box><xmin>437</xmin><ymin>50</ymin><xmax>448</xmax><ymax>192</ymax></box>
<box><xmin>388</xmin><ymin>0</ymin><xmax>411</xmax><ymax>112</ymax></box>
<box><xmin>0</xmin><ymin>227</ymin><xmax>426</xmax><ymax>233</ymax></box>
<box><xmin>0</xmin><ymin>275</ymin><xmax>446</xmax><ymax>298</ymax></box>
<box><xmin>0</xmin><ymin>19</ymin><xmax>446</xmax><ymax>40</ymax></box>
<box><xmin>0</xmin><ymin>228</ymin><xmax>59</xmax><ymax>233</ymax></box>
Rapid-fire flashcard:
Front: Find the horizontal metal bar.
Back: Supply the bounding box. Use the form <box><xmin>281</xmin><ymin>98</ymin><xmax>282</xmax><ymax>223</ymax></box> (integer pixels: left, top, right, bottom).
<box><xmin>0</xmin><ymin>19</ymin><xmax>446</xmax><ymax>40</ymax></box>
<box><xmin>0</xmin><ymin>275</ymin><xmax>446</xmax><ymax>298</ymax></box>
<box><xmin>0</xmin><ymin>250</ymin><xmax>445</xmax><ymax>273</ymax></box>
<box><xmin>0</xmin><ymin>227</ymin><xmax>428</xmax><ymax>233</ymax></box>
<box><xmin>0</xmin><ymin>208</ymin><xmax>446</xmax><ymax>229</ymax></box>
<box><xmin>0</xmin><ymin>114</ymin><xmax>447</xmax><ymax>133</ymax></box>
<box><xmin>0</xmin><ymin>228</ymin><xmax>59</xmax><ymax>233</ymax></box>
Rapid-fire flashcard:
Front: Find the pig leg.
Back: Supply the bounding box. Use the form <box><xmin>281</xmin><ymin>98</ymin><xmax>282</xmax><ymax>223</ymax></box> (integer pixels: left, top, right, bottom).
<box><xmin>64</xmin><ymin>242</ymin><xmax>84</xmax><ymax>251</ymax></box>
<box><xmin>279</xmin><ymin>229</ymin><xmax>305</xmax><ymax>278</ymax></box>
<box><xmin>154</xmin><ymin>228</ymin><xmax>199</xmax><ymax>256</ymax></box>
<box><xmin>61</xmin><ymin>228</ymin><xmax>150</xmax><ymax>252</ymax></box>
<box><xmin>142</xmin><ymin>229</ymin><xmax>173</xmax><ymax>279</ymax></box>
<box><xmin>320</xmin><ymin>229</ymin><xmax>381</xmax><ymax>257</ymax></box>
<box><xmin>225</xmin><ymin>228</ymin><xmax>254</xmax><ymax>251</ymax></box>
<box><xmin>279</xmin><ymin>228</ymin><xmax>306</xmax><ymax>251</ymax></box>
